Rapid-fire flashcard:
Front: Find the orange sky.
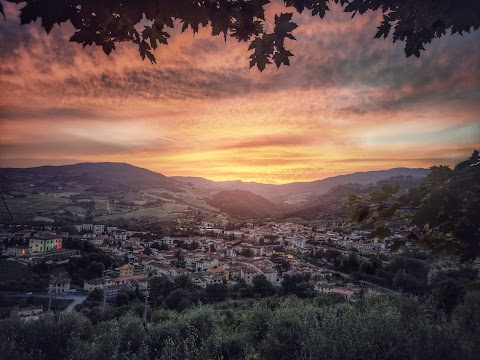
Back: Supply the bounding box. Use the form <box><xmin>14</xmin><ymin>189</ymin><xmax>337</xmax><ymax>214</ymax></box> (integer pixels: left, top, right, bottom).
<box><xmin>0</xmin><ymin>1</ymin><xmax>479</xmax><ymax>184</ymax></box>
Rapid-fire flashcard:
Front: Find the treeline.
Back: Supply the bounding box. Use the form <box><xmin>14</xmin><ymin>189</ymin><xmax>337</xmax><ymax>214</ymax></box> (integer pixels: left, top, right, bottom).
<box><xmin>81</xmin><ymin>274</ymin><xmax>315</xmax><ymax>316</ymax></box>
<box><xmin>1</xmin><ymin>293</ymin><xmax>479</xmax><ymax>360</ymax></box>
<box><xmin>307</xmin><ymin>249</ymin><xmax>478</xmax><ymax>296</ymax></box>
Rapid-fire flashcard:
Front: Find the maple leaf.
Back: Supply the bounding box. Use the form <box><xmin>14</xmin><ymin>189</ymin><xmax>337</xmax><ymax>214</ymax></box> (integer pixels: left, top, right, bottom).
<box><xmin>310</xmin><ymin>0</ymin><xmax>330</xmax><ymax>18</ymax></box>
<box><xmin>139</xmin><ymin>40</ymin><xmax>156</xmax><ymax>64</ymax></box>
<box><xmin>102</xmin><ymin>40</ymin><xmax>115</xmax><ymax>55</ymax></box>
<box><xmin>274</xmin><ymin>13</ymin><xmax>298</xmax><ymax>47</ymax></box>
<box><xmin>70</xmin><ymin>27</ymin><xmax>100</xmax><ymax>47</ymax></box>
<box><xmin>3</xmin><ymin>0</ymin><xmax>480</xmax><ymax>68</ymax></box>
<box><xmin>273</xmin><ymin>48</ymin><xmax>293</xmax><ymax>68</ymax></box>
<box><xmin>142</xmin><ymin>25</ymin><xmax>170</xmax><ymax>50</ymax></box>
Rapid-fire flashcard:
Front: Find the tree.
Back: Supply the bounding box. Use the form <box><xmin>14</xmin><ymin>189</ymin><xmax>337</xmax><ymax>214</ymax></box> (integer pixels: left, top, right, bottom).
<box><xmin>2</xmin><ymin>0</ymin><xmax>478</xmax><ymax>70</ymax></box>
<box><xmin>349</xmin><ymin>150</ymin><xmax>480</xmax><ymax>261</ymax></box>
<box><xmin>165</xmin><ymin>289</ymin><xmax>191</xmax><ymax>310</ymax></box>
<box><xmin>205</xmin><ymin>283</ymin><xmax>229</xmax><ymax>302</ymax></box>
<box><xmin>149</xmin><ymin>276</ymin><xmax>175</xmax><ymax>306</ymax></box>
<box><xmin>115</xmin><ymin>292</ymin><xmax>130</xmax><ymax>306</ymax></box>
<box><xmin>173</xmin><ymin>249</ymin><xmax>186</xmax><ymax>268</ymax></box>
<box><xmin>431</xmin><ymin>279</ymin><xmax>466</xmax><ymax>316</ymax></box>
<box><xmin>87</xmin><ymin>261</ymin><xmax>105</xmax><ymax>279</ymax></box>
<box><xmin>252</xmin><ymin>275</ymin><xmax>276</xmax><ymax>297</ymax></box>
<box><xmin>88</xmin><ymin>288</ymin><xmax>104</xmax><ymax>302</ymax></box>
<box><xmin>271</xmin><ymin>254</ymin><xmax>291</xmax><ymax>274</ymax></box>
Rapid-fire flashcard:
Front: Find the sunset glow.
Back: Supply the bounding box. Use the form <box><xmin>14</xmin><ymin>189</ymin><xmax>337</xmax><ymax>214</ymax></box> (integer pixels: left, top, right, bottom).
<box><xmin>0</xmin><ymin>1</ymin><xmax>479</xmax><ymax>184</ymax></box>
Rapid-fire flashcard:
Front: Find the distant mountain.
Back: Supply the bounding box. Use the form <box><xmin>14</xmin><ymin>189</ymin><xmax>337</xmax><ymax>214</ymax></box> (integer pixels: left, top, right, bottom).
<box><xmin>206</xmin><ymin>190</ymin><xmax>276</xmax><ymax>219</ymax></box>
<box><xmin>0</xmin><ymin>162</ymin><xmax>182</xmax><ymax>192</ymax></box>
<box><xmin>173</xmin><ymin>168</ymin><xmax>430</xmax><ymax>198</ymax></box>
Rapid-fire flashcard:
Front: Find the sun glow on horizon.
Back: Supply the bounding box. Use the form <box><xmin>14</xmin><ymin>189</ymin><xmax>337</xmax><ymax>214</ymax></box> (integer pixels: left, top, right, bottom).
<box><xmin>0</xmin><ymin>1</ymin><xmax>479</xmax><ymax>183</ymax></box>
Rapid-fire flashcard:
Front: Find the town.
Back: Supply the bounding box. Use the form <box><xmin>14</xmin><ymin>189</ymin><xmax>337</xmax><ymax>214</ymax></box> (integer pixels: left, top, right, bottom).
<box><xmin>1</xmin><ymin>217</ymin><xmax>423</xmax><ymax>320</ymax></box>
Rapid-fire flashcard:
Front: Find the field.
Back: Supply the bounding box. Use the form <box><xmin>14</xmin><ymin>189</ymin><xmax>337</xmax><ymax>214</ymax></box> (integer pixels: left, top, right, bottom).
<box><xmin>95</xmin><ymin>203</ymin><xmax>190</xmax><ymax>221</ymax></box>
<box><xmin>2</xmin><ymin>193</ymin><xmax>70</xmax><ymax>214</ymax></box>
<box><xmin>0</xmin><ymin>260</ymin><xmax>34</xmax><ymax>282</ymax></box>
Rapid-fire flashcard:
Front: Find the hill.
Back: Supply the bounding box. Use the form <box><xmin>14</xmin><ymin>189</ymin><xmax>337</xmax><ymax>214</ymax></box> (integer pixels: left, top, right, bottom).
<box><xmin>281</xmin><ymin>175</ymin><xmax>425</xmax><ymax>221</ymax></box>
<box><xmin>0</xmin><ymin>162</ymin><xmax>181</xmax><ymax>193</ymax></box>
<box><xmin>206</xmin><ymin>190</ymin><xmax>276</xmax><ymax>219</ymax></box>
<box><xmin>173</xmin><ymin>168</ymin><xmax>430</xmax><ymax>198</ymax></box>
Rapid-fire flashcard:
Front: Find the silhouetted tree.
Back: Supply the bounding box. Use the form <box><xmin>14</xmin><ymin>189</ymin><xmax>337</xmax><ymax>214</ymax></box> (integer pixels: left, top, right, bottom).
<box><xmin>2</xmin><ymin>0</ymin><xmax>478</xmax><ymax>70</ymax></box>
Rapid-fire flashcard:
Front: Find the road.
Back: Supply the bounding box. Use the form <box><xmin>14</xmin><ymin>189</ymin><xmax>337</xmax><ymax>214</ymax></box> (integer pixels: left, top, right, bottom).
<box><xmin>0</xmin><ymin>291</ymin><xmax>88</xmax><ymax>312</ymax></box>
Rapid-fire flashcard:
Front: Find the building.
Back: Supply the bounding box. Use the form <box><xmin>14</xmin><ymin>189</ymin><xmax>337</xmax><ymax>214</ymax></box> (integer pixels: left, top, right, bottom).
<box><xmin>133</xmin><ymin>262</ymin><xmax>145</xmax><ymax>275</ymax></box>
<box><xmin>89</xmin><ymin>236</ymin><xmax>105</xmax><ymax>246</ymax></box>
<box><xmin>29</xmin><ymin>236</ymin><xmax>62</xmax><ymax>253</ymax></box>
<box><xmin>106</xmin><ymin>227</ymin><xmax>118</xmax><ymax>234</ymax></box>
<box><xmin>262</xmin><ymin>268</ymin><xmax>279</xmax><ymax>285</ymax></box>
<box><xmin>12</xmin><ymin>306</ymin><xmax>44</xmax><ymax>321</ymax></box>
<box><xmin>49</xmin><ymin>274</ymin><xmax>71</xmax><ymax>294</ymax></box>
<box><xmin>315</xmin><ymin>282</ymin><xmax>358</xmax><ymax>299</ymax></box>
<box><xmin>6</xmin><ymin>246</ymin><xmax>30</xmax><ymax>257</ymax></box>
<box><xmin>208</xmin><ymin>267</ymin><xmax>230</xmax><ymax>280</ymax></box>
<box><xmin>241</xmin><ymin>267</ymin><xmax>260</xmax><ymax>285</ymax></box>
<box><xmin>93</xmin><ymin>225</ymin><xmax>105</xmax><ymax>235</ymax></box>
<box><xmin>115</xmin><ymin>264</ymin><xmax>134</xmax><ymax>277</ymax></box>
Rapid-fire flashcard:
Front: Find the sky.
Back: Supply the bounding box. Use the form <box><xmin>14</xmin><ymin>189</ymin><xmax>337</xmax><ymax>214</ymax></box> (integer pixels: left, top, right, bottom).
<box><xmin>0</xmin><ymin>1</ymin><xmax>479</xmax><ymax>184</ymax></box>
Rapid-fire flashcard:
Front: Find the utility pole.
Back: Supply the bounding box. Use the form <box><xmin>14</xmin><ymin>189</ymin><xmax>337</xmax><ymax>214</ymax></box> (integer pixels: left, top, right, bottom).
<box><xmin>48</xmin><ymin>290</ymin><xmax>52</xmax><ymax>312</ymax></box>
<box><xmin>142</xmin><ymin>285</ymin><xmax>149</xmax><ymax>330</ymax></box>
<box><xmin>102</xmin><ymin>277</ymin><xmax>107</xmax><ymax>313</ymax></box>
<box><xmin>47</xmin><ymin>275</ymin><xmax>53</xmax><ymax>312</ymax></box>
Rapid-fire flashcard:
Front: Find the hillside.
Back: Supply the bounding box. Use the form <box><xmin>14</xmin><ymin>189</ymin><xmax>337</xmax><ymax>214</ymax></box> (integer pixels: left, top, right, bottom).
<box><xmin>281</xmin><ymin>175</ymin><xmax>425</xmax><ymax>221</ymax></box>
<box><xmin>174</xmin><ymin>168</ymin><xmax>430</xmax><ymax>198</ymax></box>
<box><xmin>0</xmin><ymin>162</ymin><xmax>181</xmax><ymax>193</ymax></box>
<box><xmin>0</xmin><ymin>163</ymin><xmax>219</xmax><ymax>224</ymax></box>
<box><xmin>206</xmin><ymin>190</ymin><xmax>276</xmax><ymax>219</ymax></box>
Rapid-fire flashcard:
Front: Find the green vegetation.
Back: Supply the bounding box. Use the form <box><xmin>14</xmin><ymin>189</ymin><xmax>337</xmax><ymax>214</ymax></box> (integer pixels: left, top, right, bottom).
<box><xmin>207</xmin><ymin>190</ymin><xmax>276</xmax><ymax>219</ymax></box>
<box><xmin>1</xmin><ymin>293</ymin><xmax>479</xmax><ymax>360</ymax></box>
<box><xmin>0</xmin><ymin>260</ymin><xmax>33</xmax><ymax>282</ymax></box>
<box><xmin>349</xmin><ymin>150</ymin><xmax>480</xmax><ymax>260</ymax></box>
<box><xmin>0</xmin><ymin>260</ymin><xmax>49</xmax><ymax>291</ymax></box>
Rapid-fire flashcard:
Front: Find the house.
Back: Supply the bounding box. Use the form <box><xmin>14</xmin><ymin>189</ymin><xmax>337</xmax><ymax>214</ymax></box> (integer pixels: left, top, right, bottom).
<box><xmin>6</xmin><ymin>246</ymin><xmax>30</xmax><ymax>257</ymax></box>
<box><xmin>84</xmin><ymin>278</ymin><xmax>105</xmax><ymax>292</ymax></box>
<box><xmin>161</xmin><ymin>237</ymin><xmax>174</xmax><ymax>245</ymax></box>
<box><xmin>208</xmin><ymin>267</ymin><xmax>230</xmax><ymax>280</ymax></box>
<box><xmin>106</xmin><ymin>227</ymin><xmax>118</xmax><ymax>234</ymax></box>
<box><xmin>93</xmin><ymin>225</ymin><xmax>105</xmax><ymax>235</ymax></box>
<box><xmin>262</xmin><ymin>268</ymin><xmax>279</xmax><ymax>285</ymax></box>
<box><xmin>115</xmin><ymin>264</ymin><xmax>134</xmax><ymax>277</ymax></box>
<box><xmin>241</xmin><ymin>267</ymin><xmax>260</xmax><ymax>285</ymax></box>
<box><xmin>84</xmin><ymin>275</ymin><xmax>150</xmax><ymax>296</ymax></box>
<box><xmin>29</xmin><ymin>236</ymin><xmax>62</xmax><ymax>253</ymax></box>
<box><xmin>49</xmin><ymin>274</ymin><xmax>71</xmax><ymax>294</ymax></box>
<box><xmin>12</xmin><ymin>306</ymin><xmax>44</xmax><ymax>321</ymax></box>
<box><xmin>155</xmin><ymin>265</ymin><xmax>179</xmax><ymax>277</ymax></box>
<box><xmin>89</xmin><ymin>236</ymin><xmax>105</xmax><ymax>246</ymax></box>
<box><xmin>315</xmin><ymin>282</ymin><xmax>358</xmax><ymax>299</ymax></box>
<box><xmin>133</xmin><ymin>262</ymin><xmax>145</xmax><ymax>275</ymax></box>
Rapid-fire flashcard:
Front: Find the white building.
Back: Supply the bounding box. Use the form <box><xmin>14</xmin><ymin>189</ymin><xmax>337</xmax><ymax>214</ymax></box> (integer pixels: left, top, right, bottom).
<box><xmin>93</xmin><ymin>225</ymin><xmax>105</xmax><ymax>235</ymax></box>
<box><xmin>29</xmin><ymin>237</ymin><xmax>62</xmax><ymax>253</ymax></box>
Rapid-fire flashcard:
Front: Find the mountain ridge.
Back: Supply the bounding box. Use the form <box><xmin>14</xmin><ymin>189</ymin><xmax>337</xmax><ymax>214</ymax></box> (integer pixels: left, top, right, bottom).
<box><xmin>173</xmin><ymin>167</ymin><xmax>430</xmax><ymax>198</ymax></box>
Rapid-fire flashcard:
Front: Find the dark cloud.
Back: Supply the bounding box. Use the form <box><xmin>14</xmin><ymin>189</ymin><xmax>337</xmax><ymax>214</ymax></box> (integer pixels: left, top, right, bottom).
<box><xmin>0</xmin><ymin>106</ymin><xmax>114</xmax><ymax>121</ymax></box>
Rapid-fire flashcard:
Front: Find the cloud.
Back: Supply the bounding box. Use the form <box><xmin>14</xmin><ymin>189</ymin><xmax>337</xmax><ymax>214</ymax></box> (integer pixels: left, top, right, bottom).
<box><xmin>0</xmin><ymin>1</ymin><xmax>479</xmax><ymax>183</ymax></box>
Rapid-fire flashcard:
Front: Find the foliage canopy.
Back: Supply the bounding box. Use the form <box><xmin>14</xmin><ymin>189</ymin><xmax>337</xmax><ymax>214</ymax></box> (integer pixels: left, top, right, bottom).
<box><xmin>2</xmin><ymin>0</ymin><xmax>479</xmax><ymax>70</ymax></box>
